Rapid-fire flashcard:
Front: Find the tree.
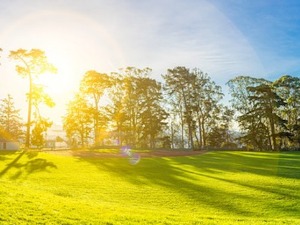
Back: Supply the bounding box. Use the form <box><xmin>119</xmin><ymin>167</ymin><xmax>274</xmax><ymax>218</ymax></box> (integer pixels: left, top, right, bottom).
<box><xmin>247</xmin><ymin>84</ymin><xmax>286</xmax><ymax>151</ymax></box>
<box><xmin>9</xmin><ymin>49</ymin><xmax>57</xmax><ymax>148</ymax></box>
<box><xmin>163</xmin><ymin>67</ymin><xmax>196</xmax><ymax>149</ymax></box>
<box><xmin>107</xmin><ymin>67</ymin><xmax>149</xmax><ymax>147</ymax></box>
<box><xmin>31</xmin><ymin>118</ymin><xmax>52</xmax><ymax>148</ymax></box>
<box><xmin>163</xmin><ymin>67</ymin><xmax>223</xmax><ymax>150</ymax></box>
<box><xmin>227</xmin><ymin>76</ymin><xmax>271</xmax><ymax>150</ymax></box>
<box><xmin>63</xmin><ymin>93</ymin><xmax>93</xmax><ymax>148</ymax></box>
<box><xmin>105</xmin><ymin>67</ymin><xmax>168</xmax><ymax>148</ymax></box>
<box><xmin>80</xmin><ymin>70</ymin><xmax>111</xmax><ymax>145</ymax></box>
<box><xmin>207</xmin><ymin>106</ymin><xmax>234</xmax><ymax>148</ymax></box>
<box><xmin>228</xmin><ymin>76</ymin><xmax>288</xmax><ymax>151</ymax></box>
<box><xmin>0</xmin><ymin>95</ymin><xmax>23</xmax><ymax>141</ymax></box>
<box><xmin>120</xmin><ymin>67</ymin><xmax>152</xmax><ymax>146</ymax></box>
<box><xmin>191</xmin><ymin>69</ymin><xmax>223</xmax><ymax>148</ymax></box>
<box><xmin>273</xmin><ymin>75</ymin><xmax>300</xmax><ymax>148</ymax></box>
<box><xmin>29</xmin><ymin>84</ymin><xmax>55</xmax><ymax>147</ymax></box>
<box><xmin>227</xmin><ymin>76</ymin><xmax>270</xmax><ymax>115</ymax></box>
<box><xmin>137</xmin><ymin>77</ymin><xmax>168</xmax><ymax>148</ymax></box>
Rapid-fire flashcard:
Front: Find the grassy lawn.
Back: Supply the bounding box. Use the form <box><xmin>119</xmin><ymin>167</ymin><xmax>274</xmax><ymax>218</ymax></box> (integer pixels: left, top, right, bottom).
<box><xmin>0</xmin><ymin>150</ymin><xmax>299</xmax><ymax>224</ymax></box>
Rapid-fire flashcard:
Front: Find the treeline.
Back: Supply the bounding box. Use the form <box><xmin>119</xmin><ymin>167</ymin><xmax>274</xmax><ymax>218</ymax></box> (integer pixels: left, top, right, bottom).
<box><xmin>63</xmin><ymin>66</ymin><xmax>232</xmax><ymax>150</ymax></box>
<box><xmin>63</xmin><ymin>66</ymin><xmax>300</xmax><ymax>151</ymax></box>
<box><xmin>1</xmin><ymin>48</ymin><xmax>300</xmax><ymax>151</ymax></box>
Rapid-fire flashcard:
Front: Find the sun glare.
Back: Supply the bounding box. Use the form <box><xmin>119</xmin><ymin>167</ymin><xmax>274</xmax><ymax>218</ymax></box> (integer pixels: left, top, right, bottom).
<box><xmin>38</xmin><ymin>49</ymin><xmax>76</xmax><ymax>96</ymax></box>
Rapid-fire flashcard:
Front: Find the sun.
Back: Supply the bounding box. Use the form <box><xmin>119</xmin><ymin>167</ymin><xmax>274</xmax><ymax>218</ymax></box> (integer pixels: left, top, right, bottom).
<box><xmin>38</xmin><ymin>48</ymin><xmax>78</xmax><ymax>97</ymax></box>
<box><xmin>36</xmin><ymin>47</ymin><xmax>82</xmax><ymax>124</ymax></box>
<box><xmin>38</xmin><ymin>47</ymin><xmax>112</xmax><ymax>110</ymax></box>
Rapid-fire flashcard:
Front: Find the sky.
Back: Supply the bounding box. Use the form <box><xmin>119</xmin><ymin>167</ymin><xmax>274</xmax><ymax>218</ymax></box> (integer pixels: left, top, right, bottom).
<box><xmin>0</xmin><ymin>0</ymin><xmax>300</xmax><ymax>125</ymax></box>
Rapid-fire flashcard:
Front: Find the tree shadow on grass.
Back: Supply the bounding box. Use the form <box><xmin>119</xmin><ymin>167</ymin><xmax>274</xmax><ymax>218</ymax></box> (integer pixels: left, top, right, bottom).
<box><xmin>0</xmin><ymin>150</ymin><xmax>21</xmax><ymax>161</ymax></box>
<box><xmin>75</xmin><ymin>156</ymin><xmax>256</xmax><ymax>217</ymax></box>
<box><xmin>171</xmin><ymin>151</ymin><xmax>300</xmax><ymax>216</ymax></box>
<box><xmin>179</xmin><ymin>151</ymin><xmax>300</xmax><ymax>179</ymax></box>
<box><xmin>74</xmin><ymin>151</ymin><xmax>300</xmax><ymax>219</ymax></box>
<box><xmin>0</xmin><ymin>150</ymin><xmax>57</xmax><ymax>180</ymax></box>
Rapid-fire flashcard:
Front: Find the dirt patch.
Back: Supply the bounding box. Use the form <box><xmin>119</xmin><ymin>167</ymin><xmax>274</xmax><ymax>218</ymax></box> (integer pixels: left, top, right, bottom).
<box><xmin>45</xmin><ymin>149</ymin><xmax>208</xmax><ymax>158</ymax></box>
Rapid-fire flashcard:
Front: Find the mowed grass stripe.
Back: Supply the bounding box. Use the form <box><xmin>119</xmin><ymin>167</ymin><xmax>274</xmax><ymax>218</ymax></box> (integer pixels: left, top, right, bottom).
<box><xmin>0</xmin><ymin>150</ymin><xmax>299</xmax><ymax>224</ymax></box>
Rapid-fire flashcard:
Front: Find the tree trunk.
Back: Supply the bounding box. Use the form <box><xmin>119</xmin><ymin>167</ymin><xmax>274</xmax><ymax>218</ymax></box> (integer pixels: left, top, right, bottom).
<box><xmin>269</xmin><ymin>116</ymin><xmax>277</xmax><ymax>151</ymax></box>
<box><xmin>171</xmin><ymin>122</ymin><xmax>175</xmax><ymax>149</ymax></box>
<box><xmin>188</xmin><ymin>118</ymin><xmax>194</xmax><ymax>150</ymax></box>
<box><xmin>94</xmin><ymin>97</ymin><xmax>99</xmax><ymax>146</ymax></box>
<box><xmin>25</xmin><ymin>75</ymin><xmax>32</xmax><ymax>148</ymax></box>
<box><xmin>117</xmin><ymin>122</ymin><xmax>122</xmax><ymax>146</ymax></box>
<box><xmin>201</xmin><ymin>119</ymin><xmax>206</xmax><ymax>147</ymax></box>
<box><xmin>179</xmin><ymin>107</ymin><xmax>185</xmax><ymax>148</ymax></box>
<box><xmin>198</xmin><ymin>115</ymin><xmax>203</xmax><ymax>149</ymax></box>
<box><xmin>194</xmin><ymin>127</ymin><xmax>200</xmax><ymax>149</ymax></box>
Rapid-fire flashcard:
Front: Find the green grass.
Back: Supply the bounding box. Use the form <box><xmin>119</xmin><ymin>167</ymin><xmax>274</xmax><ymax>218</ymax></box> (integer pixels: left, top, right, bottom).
<box><xmin>0</xmin><ymin>150</ymin><xmax>299</xmax><ymax>224</ymax></box>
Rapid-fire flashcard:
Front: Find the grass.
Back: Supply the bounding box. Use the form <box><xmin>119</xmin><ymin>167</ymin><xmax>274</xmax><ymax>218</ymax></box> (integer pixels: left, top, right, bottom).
<box><xmin>0</xmin><ymin>150</ymin><xmax>299</xmax><ymax>224</ymax></box>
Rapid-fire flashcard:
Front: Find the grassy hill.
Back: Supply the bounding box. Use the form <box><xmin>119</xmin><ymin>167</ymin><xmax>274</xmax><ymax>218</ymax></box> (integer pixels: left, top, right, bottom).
<box><xmin>0</xmin><ymin>150</ymin><xmax>299</xmax><ymax>224</ymax></box>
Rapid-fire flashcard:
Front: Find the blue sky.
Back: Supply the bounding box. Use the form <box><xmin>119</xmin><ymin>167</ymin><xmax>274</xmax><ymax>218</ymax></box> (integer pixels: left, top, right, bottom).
<box><xmin>0</xmin><ymin>0</ymin><xmax>299</xmax><ymax>124</ymax></box>
<box><xmin>212</xmin><ymin>0</ymin><xmax>300</xmax><ymax>77</ymax></box>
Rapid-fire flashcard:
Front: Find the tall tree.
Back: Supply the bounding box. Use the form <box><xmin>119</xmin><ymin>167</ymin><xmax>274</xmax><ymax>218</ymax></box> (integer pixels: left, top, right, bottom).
<box><xmin>9</xmin><ymin>49</ymin><xmax>56</xmax><ymax>148</ymax></box>
<box><xmin>163</xmin><ymin>67</ymin><xmax>223</xmax><ymax>150</ymax></box>
<box><xmin>104</xmin><ymin>72</ymin><xmax>125</xmax><ymax>146</ymax></box>
<box><xmin>63</xmin><ymin>93</ymin><xmax>93</xmax><ymax>148</ymax></box>
<box><xmin>80</xmin><ymin>70</ymin><xmax>111</xmax><ymax>146</ymax></box>
<box><xmin>108</xmin><ymin>67</ymin><xmax>151</xmax><ymax>147</ymax></box>
<box><xmin>228</xmin><ymin>76</ymin><xmax>288</xmax><ymax>151</ymax></box>
<box><xmin>0</xmin><ymin>95</ymin><xmax>23</xmax><ymax>141</ymax></box>
<box><xmin>163</xmin><ymin>67</ymin><xmax>195</xmax><ymax>149</ymax></box>
<box><xmin>273</xmin><ymin>75</ymin><xmax>300</xmax><ymax>148</ymax></box>
<box><xmin>227</xmin><ymin>76</ymin><xmax>271</xmax><ymax>150</ymax></box>
<box><xmin>247</xmin><ymin>84</ymin><xmax>286</xmax><ymax>151</ymax></box>
<box><xmin>106</xmin><ymin>67</ymin><xmax>167</xmax><ymax>148</ymax></box>
<box><xmin>121</xmin><ymin>68</ymin><xmax>150</xmax><ymax>146</ymax></box>
<box><xmin>137</xmin><ymin>77</ymin><xmax>168</xmax><ymax>148</ymax></box>
<box><xmin>191</xmin><ymin>69</ymin><xmax>223</xmax><ymax>148</ymax></box>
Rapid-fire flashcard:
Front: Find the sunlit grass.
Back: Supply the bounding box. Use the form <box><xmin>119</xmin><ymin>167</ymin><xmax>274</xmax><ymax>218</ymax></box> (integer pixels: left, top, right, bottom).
<box><xmin>0</xmin><ymin>150</ymin><xmax>299</xmax><ymax>224</ymax></box>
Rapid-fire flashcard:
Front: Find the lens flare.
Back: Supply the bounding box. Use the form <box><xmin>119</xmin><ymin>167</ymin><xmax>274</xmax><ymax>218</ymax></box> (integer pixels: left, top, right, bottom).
<box><xmin>120</xmin><ymin>146</ymin><xmax>141</xmax><ymax>165</ymax></box>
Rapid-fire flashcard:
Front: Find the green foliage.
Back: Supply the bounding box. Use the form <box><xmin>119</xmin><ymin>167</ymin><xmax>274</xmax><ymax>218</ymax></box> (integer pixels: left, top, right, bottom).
<box><xmin>0</xmin><ymin>151</ymin><xmax>299</xmax><ymax>224</ymax></box>
<box><xmin>273</xmin><ymin>75</ymin><xmax>300</xmax><ymax>147</ymax></box>
<box><xmin>103</xmin><ymin>67</ymin><xmax>168</xmax><ymax>148</ymax></box>
<box><xmin>80</xmin><ymin>70</ymin><xmax>112</xmax><ymax>145</ymax></box>
<box><xmin>228</xmin><ymin>75</ymin><xmax>300</xmax><ymax>151</ymax></box>
<box><xmin>31</xmin><ymin>118</ymin><xmax>52</xmax><ymax>148</ymax></box>
<box><xmin>0</xmin><ymin>95</ymin><xmax>23</xmax><ymax>141</ymax></box>
<box><xmin>163</xmin><ymin>67</ymin><xmax>225</xmax><ymax>149</ymax></box>
<box><xmin>63</xmin><ymin>94</ymin><xmax>93</xmax><ymax>147</ymax></box>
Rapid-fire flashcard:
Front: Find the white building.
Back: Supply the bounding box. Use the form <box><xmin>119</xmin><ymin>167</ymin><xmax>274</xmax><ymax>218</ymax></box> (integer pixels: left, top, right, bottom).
<box><xmin>0</xmin><ymin>138</ymin><xmax>19</xmax><ymax>150</ymax></box>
